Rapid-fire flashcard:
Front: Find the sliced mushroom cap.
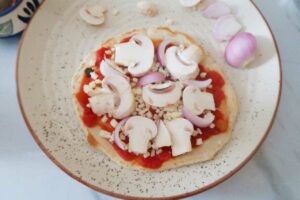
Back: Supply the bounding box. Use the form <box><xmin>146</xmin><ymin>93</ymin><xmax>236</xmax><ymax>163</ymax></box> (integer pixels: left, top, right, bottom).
<box><xmin>114</xmin><ymin>34</ymin><xmax>154</xmax><ymax>77</ymax></box>
<box><xmin>179</xmin><ymin>0</ymin><xmax>201</xmax><ymax>7</ymax></box>
<box><xmin>166</xmin><ymin>118</ymin><xmax>193</xmax><ymax>156</ymax></box>
<box><xmin>183</xmin><ymin>86</ymin><xmax>216</xmax><ymax>115</ymax></box>
<box><xmin>178</xmin><ymin>45</ymin><xmax>204</xmax><ymax>64</ymax></box>
<box><xmin>165</xmin><ymin>46</ymin><xmax>199</xmax><ymax>81</ymax></box>
<box><xmin>100</xmin><ymin>59</ymin><xmax>127</xmax><ymax>79</ymax></box>
<box><xmin>102</xmin><ymin>75</ymin><xmax>135</xmax><ymax>119</ymax></box>
<box><xmin>79</xmin><ymin>4</ymin><xmax>106</xmax><ymax>25</ymax></box>
<box><xmin>83</xmin><ymin>84</ymin><xmax>110</xmax><ymax>97</ymax></box>
<box><xmin>137</xmin><ymin>1</ymin><xmax>159</xmax><ymax>17</ymax></box>
<box><xmin>85</xmin><ymin>4</ymin><xmax>106</xmax><ymax>16</ymax></box>
<box><xmin>142</xmin><ymin>81</ymin><xmax>182</xmax><ymax>107</ymax></box>
<box><xmin>153</xmin><ymin>120</ymin><xmax>172</xmax><ymax>149</ymax></box>
<box><xmin>124</xmin><ymin>116</ymin><xmax>157</xmax><ymax>154</ymax></box>
<box><xmin>88</xmin><ymin>89</ymin><xmax>116</xmax><ymax>116</ymax></box>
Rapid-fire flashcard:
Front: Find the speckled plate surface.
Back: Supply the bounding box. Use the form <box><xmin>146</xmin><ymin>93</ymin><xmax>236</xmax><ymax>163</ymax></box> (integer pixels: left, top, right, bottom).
<box><xmin>17</xmin><ymin>0</ymin><xmax>281</xmax><ymax>199</ymax></box>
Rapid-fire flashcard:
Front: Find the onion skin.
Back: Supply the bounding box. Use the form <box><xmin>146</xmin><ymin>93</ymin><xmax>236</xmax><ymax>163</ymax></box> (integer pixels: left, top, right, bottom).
<box><xmin>203</xmin><ymin>1</ymin><xmax>231</xmax><ymax>19</ymax></box>
<box><xmin>213</xmin><ymin>15</ymin><xmax>242</xmax><ymax>42</ymax></box>
<box><xmin>137</xmin><ymin>72</ymin><xmax>166</xmax><ymax>87</ymax></box>
<box><xmin>182</xmin><ymin>107</ymin><xmax>215</xmax><ymax>128</ymax></box>
<box><xmin>225</xmin><ymin>32</ymin><xmax>257</xmax><ymax>68</ymax></box>
<box><xmin>113</xmin><ymin>118</ymin><xmax>128</xmax><ymax>150</ymax></box>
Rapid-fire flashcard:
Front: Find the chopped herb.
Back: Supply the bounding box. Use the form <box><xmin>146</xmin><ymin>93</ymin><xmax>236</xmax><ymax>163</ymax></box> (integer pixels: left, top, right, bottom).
<box><xmin>84</xmin><ymin>68</ymin><xmax>94</xmax><ymax>77</ymax></box>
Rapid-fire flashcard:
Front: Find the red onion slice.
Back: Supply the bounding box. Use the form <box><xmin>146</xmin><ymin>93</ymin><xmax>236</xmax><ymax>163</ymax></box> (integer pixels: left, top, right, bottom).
<box><xmin>137</xmin><ymin>72</ymin><xmax>166</xmax><ymax>87</ymax></box>
<box><xmin>213</xmin><ymin>15</ymin><xmax>242</xmax><ymax>42</ymax></box>
<box><xmin>182</xmin><ymin>107</ymin><xmax>215</xmax><ymax>128</ymax></box>
<box><xmin>203</xmin><ymin>1</ymin><xmax>231</xmax><ymax>19</ymax></box>
<box><xmin>184</xmin><ymin>79</ymin><xmax>212</xmax><ymax>89</ymax></box>
<box><xmin>113</xmin><ymin>118</ymin><xmax>128</xmax><ymax>150</ymax></box>
<box><xmin>157</xmin><ymin>40</ymin><xmax>174</xmax><ymax>66</ymax></box>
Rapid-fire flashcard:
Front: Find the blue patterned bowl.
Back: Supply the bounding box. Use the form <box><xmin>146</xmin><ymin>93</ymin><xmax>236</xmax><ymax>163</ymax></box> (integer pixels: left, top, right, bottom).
<box><xmin>0</xmin><ymin>0</ymin><xmax>43</xmax><ymax>38</ymax></box>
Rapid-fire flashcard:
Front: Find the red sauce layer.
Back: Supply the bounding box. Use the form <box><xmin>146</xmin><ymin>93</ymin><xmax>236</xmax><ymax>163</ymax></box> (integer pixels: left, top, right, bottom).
<box><xmin>76</xmin><ymin>47</ymin><xmax>228</xmax><ymax>169</ymax></box>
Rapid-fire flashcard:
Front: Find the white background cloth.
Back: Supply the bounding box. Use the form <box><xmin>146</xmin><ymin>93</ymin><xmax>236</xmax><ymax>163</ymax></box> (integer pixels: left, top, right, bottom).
<box><xmin>0</xmin><ymin>0</ymin><xmax>299</xmax><ymax>199</ymax></box>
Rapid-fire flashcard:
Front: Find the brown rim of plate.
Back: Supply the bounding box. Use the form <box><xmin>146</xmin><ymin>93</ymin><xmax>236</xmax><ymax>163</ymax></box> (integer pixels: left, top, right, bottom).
<box><xmin>16</xmin><ymin>1</ymin><xmax>283</xmax><ymax>199</ymax></box>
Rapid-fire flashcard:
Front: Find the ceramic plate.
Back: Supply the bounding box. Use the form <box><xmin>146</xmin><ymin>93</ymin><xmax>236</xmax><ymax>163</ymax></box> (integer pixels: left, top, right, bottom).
<box><xmin>17</xmin><ymin>0</ymin><xmax>281</xmax><ymax>199</ymax></box>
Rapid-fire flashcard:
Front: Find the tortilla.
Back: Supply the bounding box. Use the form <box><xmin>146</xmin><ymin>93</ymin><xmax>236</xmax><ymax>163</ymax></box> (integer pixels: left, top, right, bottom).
<box><xmin>72</xmin><ymin>27</ymin><xmax>238</xmax><ymax>171</ymax></box>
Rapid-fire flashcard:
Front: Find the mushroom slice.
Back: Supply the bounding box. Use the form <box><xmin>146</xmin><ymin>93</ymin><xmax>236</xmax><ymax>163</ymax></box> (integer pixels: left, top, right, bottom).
<box><xmin>183</xmin><ymin>86</ymin><xmax>216</xmax><ymax>115</ymax></box>
<box><xmin>137</xmin><ymin>1</ymin><xmax>158</xmax><ymax>17</ymax></box>
<box><xmin>124</xmin><ymin>116</ymin><xmax>157</xmax><ymax>154</ymax></box>
<box><xmin>153</xmin><ymin>120</ymin><xmax>172</xmax><ymax>149</ymax></box>
<box><xmin>165</xmin><ymin>46</ymin><xmax>200</xmax><ymax>81</ymax></box>
<box><xmin>166</xmin><ymin>118</ymin><xmax>193</xmax><ymax>156</ymax></box>
<box><xmin>142</xmin><ymin>81</ymin><xmax>182</xmax><ymax>107</ymax></box>
<box><xmin>178</xmin><ymin>45</ymin><xmax>204</xmax><ymax>65</ymax></box>
<box><xmin>88</xmin><ymin>89</ymin><xmax>116</xmax><ymax>116</ymax></box>
<box><xmin>102</xmin><ymin>75</ymin><xmax>135</xmax><ymax>119</ymax></box>
<box><xmin>100</xmin><ymin>59</ymin><xmax>127</xmax><ymax>79</ymax></box>
<box><xmin>149</xmin><ymin>82</ymin><xmax>175</xmax><ymax>94</ymax></box>
<box><xmin>114</xmin><ymin>34</ymin><xmax>154</xmax><ymax>77</ymax></box>
<box><xmin>179</xmin><ymin>0</ymin><xmax>201</xmax><ymax>7</ymax></box>
<box><xmin>79</xmin><ymin>4</ymin><xmax>106</xmax><ymax>25</ymax></box>
<box><xmin>85</xmin><ymin>4</ymin><xmax>107</xmax><ymax>16</ymax></box>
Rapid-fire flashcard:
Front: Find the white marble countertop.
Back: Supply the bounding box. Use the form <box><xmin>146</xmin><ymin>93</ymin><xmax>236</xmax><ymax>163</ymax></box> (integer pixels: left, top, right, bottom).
<box><xmin>0</xmin><ymin>0</ymin><xmax>299</xmax><ymax>199</ymax></box>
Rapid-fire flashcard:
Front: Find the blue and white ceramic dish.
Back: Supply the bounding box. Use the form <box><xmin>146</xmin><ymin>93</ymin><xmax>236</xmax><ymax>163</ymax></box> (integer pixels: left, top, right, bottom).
<box><xmin>0</xmin><ymin>0</ymin><xmax>42</xmax><ymax>38</ymax></box>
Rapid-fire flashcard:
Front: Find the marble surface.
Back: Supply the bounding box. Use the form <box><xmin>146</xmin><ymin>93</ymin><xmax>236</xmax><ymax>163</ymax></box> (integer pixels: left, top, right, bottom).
<box><xmin>0</xmin><ymin>0</ymin><xmax>299</xmax><ymax>199</ymax></box>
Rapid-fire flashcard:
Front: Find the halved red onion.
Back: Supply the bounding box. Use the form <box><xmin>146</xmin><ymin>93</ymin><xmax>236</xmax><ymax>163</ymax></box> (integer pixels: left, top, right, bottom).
<box><xmin>182</xmin><ymin>107</ymin><xmax>215</xmax><ymax>128</ymax></box>
<box><xmin>203</xmin><ymin>1</ymin><xmax>231</xmax><ymax>19</ymax></box>
<box><xmin>137</xmin><ymin>72</ymin><xmax>166</xmax><ymax>87</ymax></box>
<box><xmin>213</xmin><ymin>15</ymin><xmax>242</xmax><ymax>42</ymax></box>
<box><xmin>184</xmin><ymin>79</ymin><xmax>212</xmax><ymax>89</ymax></box>
<box><xmin>113</xmin><ymin>118</ymin><xmax>128</xmax><ymax>150</ymax></box>
<box><xmin>100</xmin><ymin>59</ymin><xmax>125</xmax><ymax>78</ymax></box>
<box><xmin>157</xmin><ymin>40</ymin><xmax>173</xmax><ymax>66</ymax></box>
<box><xmin>225</xmin><ymin>32</ymin><xmax>257</xmax><ymax>68</ymax></box>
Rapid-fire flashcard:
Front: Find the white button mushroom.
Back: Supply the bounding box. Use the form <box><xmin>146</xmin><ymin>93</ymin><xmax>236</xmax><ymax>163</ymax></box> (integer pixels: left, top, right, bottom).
<box><xmin>166</xmin><ymin>118</ymin><xmax>193</xmax><ymax>156</ymax></box>
<box><xmin>165</xmin><ymin>46</ymin><xmax>200</xmax><ymax>81</ymax></box>
<box><xmin>124</xmin><ymin>116</ymin><xmax>157</xmax><ymax>154</ymax></box>
<box><xmin>178</xmin><ymin>45</ymin><xmax>204</xmax><ymax>64</ymax></box>
<box><xmin>142</xmin><ymin>81</ymin><xmax>182</xmax><ymax>107</ymax></box>
<box><xmin>79</xmin><ymin>4</ymin><xmax>106</xmax><ymax>25</ymax></box>
<box><xmin>83</xmin><ymin>84</ymin><xmax>109</xmax><ymax>97</ymax></box>
<box><xmin>100</xmin><ymin>59</ymin><xmax>127</xmax><ymax>79</ymax></box>
<box><xmin>102</xmin><ymin>75</ymin><xmax>135</xmax><ymax>119</ymax></box>
<box><xmin>137</xmin><ymin>1</ymin><xmax>158</xmax><ymax>17</ymax></box>
<box><xmin>179</xmin><ymin>0</ymin><xmax>201</xmax><ymax>7</ymax></box>
<box><xmin>183</xmin><ymin>86</ymin><xmax>216</xmax><ymax>115</ymax></box>
<box><xmin>88</xmin><ymin>90</ymin><xmax>116</xmax><ymax>116</ymax></box>
<box><xmin>114</xmin><ymin>34</ymin><xmax>154</xmax><ymax>77</ymax></box>
<box><xmin>153</xmin><ymin>120</ymin><xmax>172</xmax><ymax>149</ymax></box>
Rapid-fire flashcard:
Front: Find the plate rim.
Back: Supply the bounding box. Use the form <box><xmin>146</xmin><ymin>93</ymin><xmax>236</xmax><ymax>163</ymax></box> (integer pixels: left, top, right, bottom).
<box><xmin>16</xmin><ymin>0</ymin><xmax>283</xmax><ymax>199</ymax></box>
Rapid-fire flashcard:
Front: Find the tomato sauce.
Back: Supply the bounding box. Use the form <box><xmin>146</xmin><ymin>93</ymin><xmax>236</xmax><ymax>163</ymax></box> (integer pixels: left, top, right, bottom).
<box><xmin>136</xmin><ymin>147</ymin><xmax>172</xmax><ymax>169</ymax></box>
<box><xmin>76</xmin><ymin>46</ymin><xmax>228</xmax><ymax>169</ymax></box>
<box><xmin>192</xmin><ymin>65</ymin><xmax>228</xmax><ymax>143</ymax></box>
<box><xmin>112</xmin><ymin>143</ymin><xmax>137</xmax><ymax>161</ymax></box>
<box><xmin>120</xmin><ymin>37</ymin><xmax>131</xmax><ymax>43</ymax></box>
